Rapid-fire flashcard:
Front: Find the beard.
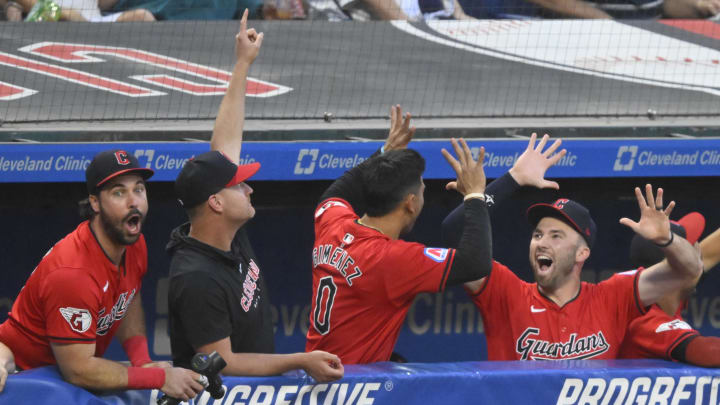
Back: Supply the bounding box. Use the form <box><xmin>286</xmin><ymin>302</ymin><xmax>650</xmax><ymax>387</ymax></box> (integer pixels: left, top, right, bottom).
<box><xmin>98</xmin><ymin>205</ymin><xmax>145</xmax><ymax>246</ymax></box>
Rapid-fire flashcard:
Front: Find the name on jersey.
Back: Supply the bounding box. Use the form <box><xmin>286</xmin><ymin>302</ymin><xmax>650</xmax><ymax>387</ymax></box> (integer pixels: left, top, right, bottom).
<box><xmin>516</xmin><ymin>327</ymin><xmax>610</xmax><ymax>360</ymax></box>
<box><xmin>97</xmin><ymin>289</ymin><xmax>136</xmax><ymax>336</ymax></box>
<box><xmin>313</xmin><ymin>244</ymin><xmax>363</xmax><ymax>286</ymax></box>
<box><xmin>241</xmin><ymin>260</ymin><xmax>261</xmax><ymax>312</ymax></box>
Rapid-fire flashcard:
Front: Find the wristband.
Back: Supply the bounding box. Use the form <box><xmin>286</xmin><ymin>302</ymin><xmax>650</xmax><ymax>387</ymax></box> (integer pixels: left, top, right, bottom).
<box><xmin>122</xmin><ymin>335</ymin><xmax>152</xmax><ymax>367</ymax></box>
<box><xmin>653</xmin><ymin>232</ymin><xmax>674</xmax><ymax>248</ymax></box>
<box><xmin>380</xmin><ymin>145</ymin><xmax>386</xmax><ymax>154</ymax></box>
<box><xmin>127</xmin><ymin>367</ymin><xmax>165</xmax><ymax>389</ymax></box>
<box><xmin>463</xmin><ymin>193</ymin><xmax>486</xmax><ymax>202</ymax></box>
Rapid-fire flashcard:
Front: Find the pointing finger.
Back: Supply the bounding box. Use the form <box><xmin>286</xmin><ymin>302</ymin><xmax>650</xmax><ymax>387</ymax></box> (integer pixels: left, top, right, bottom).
<box><xmin>240</xmin><ymin>8</ymin><xmax>248</xmax><ymax>33</ymax></box>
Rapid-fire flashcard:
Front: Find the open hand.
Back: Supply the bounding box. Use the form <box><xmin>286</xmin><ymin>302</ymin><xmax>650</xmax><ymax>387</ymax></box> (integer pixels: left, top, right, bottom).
<box><xmin>619</xmin><ymin>184</ymin><xmax>675</xmax><ymax>245</ymax></box>
<box><xmin>383</xmin><ymin>105</ymin><xmax>416</xmax><ymax>152</ymax></box>
<box><xmin>509</xmin><ymin>133</ymin><xmax>566</xmax><ymax>189</ymax></box>
<box><xmin>442</xmin><ymin>138</ymin><xmax>486</xmax><ymax>196</ymax></box>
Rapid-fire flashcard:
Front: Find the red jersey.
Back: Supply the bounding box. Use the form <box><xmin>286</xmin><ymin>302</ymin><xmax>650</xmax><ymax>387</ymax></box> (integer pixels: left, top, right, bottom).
<box><xmin>618</xmin><ymin>304</ymin><xmax>698</xmax><ymax>360</ymax></box>
<box><xmin>470</xmin><ymin>262</ymin><xmax>646</xmax><ymax>360</ymax></box>
<box><xmin>0</xmin><ymin>221</ymin><xmax>146</xmax><ymax>369</ymax></box>
<box><xmin>306</xmin><ymin>198</ymin><xmax>456</xmax><ymax>364</ymax></box>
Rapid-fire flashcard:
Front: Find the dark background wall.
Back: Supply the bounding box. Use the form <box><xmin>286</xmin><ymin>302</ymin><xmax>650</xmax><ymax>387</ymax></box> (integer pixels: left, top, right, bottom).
<box><xmin>1</xmin><ymin>176</ymin><xmax>718</xmax><ymax>362</ymax></box>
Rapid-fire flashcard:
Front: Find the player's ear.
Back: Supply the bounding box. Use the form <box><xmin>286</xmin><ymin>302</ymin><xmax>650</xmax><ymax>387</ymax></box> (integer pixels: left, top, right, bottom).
<box><xmin>88</xmin><ymin>194</ymin><xmax>100</xmax><ymax>214</ymax></box>
<box><xmin>576</xmin><ymin>245</ymin><xmax>590</xmax><ymax>263</ymax></box>
<box><xmin>404</xmin><ymin>193</ymin><xmax>418</xmax><ymax>215</ymax></box>
<box><xmin>207</xmin><ymin>193</ymin><xmax>223</xmax><ymax>214</ymax></box>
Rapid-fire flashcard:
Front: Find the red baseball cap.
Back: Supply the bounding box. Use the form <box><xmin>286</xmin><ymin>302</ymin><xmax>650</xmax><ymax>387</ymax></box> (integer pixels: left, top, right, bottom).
<box><xmin>674</xmin><ymin>212</ymin><xmax>705</xmax><ymax>245</ymax></box>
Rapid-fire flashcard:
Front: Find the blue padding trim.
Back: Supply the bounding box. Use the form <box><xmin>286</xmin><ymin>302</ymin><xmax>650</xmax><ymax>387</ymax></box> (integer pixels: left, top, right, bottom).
<box><xmin>5</xmin><ymin>361</ymin><xmax>720</xmax><ymax>405</ymax></box>
<box><xmin>1</xmin><ymin>138</ymin><xmax>720</xmax><ymax>182</ymax></box>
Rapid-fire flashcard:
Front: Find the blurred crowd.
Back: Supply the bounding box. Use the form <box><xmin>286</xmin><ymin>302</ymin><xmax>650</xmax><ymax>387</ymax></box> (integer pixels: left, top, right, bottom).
<box><xmin>1</xmin><ymin>0</ymin><xmax>719</xmax><ymax>22</ymax></box>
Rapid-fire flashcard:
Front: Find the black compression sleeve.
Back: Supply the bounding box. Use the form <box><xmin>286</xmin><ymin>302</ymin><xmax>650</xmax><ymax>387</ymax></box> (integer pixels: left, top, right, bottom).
<box><xmin>670</xmin><ymin>334</ymin><xmax>697</xmax><ymax>363</ymax></box>
<box><xmin>446</xmin><ymin>198</ymin><xmax>492</xmax><ymax>286</ymax></box>
<box><xmin>318</xmin><ymin>149</ymin><xmax>382</xmax><ymax>215</ymax></box>
<box><xmin>441</xmin><ymin>172</ymin><xmax>520</xmax><ymax>248</ymax></box>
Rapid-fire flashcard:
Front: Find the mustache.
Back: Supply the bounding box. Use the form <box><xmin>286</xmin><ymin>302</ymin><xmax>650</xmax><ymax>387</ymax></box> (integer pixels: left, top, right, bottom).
<box><xmin>123</xmin><ymin>209</ymin><xmax>143</xmax><ymax>222</ymax></box>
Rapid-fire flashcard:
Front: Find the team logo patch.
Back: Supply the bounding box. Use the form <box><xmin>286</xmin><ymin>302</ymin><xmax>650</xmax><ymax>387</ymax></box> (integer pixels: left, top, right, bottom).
<box><xmin>342</xmin><ymin>233</ymin><xmax>355</xmax><ymax>245</ymax></box>
<box><xmin>315</xmin><ymin>200</ymin><xmax>348</xmax><ymax>219</ymax></box>
<box><xmin>655</xmin><ymin>319</ymin><xmax>692</xmax><ymax>333</ymax></box>
<box><xmin>59</xmin><ymin>307</ymin><xmax>92</xmax><ymax>333</ymax></box>
<box><xmin>424</xmin><ymin>247</ymin><xmax>449</xmax><ymax>262</ymax></box>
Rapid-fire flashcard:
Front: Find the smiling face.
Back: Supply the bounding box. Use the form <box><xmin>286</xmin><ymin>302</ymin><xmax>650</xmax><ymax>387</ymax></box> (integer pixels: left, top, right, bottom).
<box><xmin>91</xmin><ymin>174</ymin><xmax>148</xmax><ymax>246</ymax></box>
<box><xmin>529</xmin><ymin>216</ymin><xmax>589</xmax><ymax>292</ymax></box>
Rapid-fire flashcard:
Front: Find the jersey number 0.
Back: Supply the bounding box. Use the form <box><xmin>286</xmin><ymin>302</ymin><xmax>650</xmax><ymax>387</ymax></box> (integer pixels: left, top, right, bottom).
<box><xmin>313</xmin><ymin>276</ymin><xmax>337</xmax><ymax>335</ymax></box>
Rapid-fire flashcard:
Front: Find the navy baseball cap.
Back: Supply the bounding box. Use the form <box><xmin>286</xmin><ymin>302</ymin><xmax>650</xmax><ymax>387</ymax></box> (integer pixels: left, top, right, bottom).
<box><xmin>86</xmin><ymin>149</ymin><xmax>154</xmax><ymax>195</ymax></box>
<box><xmin>175</xmin><ymin>151</ymin><xmax>260</xmax><ymax>209</ymax></box>
<box><xmin>630</xmin><ymin>212</ymin><xmax>705</xmax><ymax>268</ymax></box>
<box><xmin>527</xmin><ymin>198</ymin><xmax>597</xmax><ymax>248</ymax></box>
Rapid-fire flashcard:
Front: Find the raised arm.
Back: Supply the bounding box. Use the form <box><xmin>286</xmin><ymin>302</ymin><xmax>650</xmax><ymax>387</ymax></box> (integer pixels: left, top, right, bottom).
<box><xmin>701</xmin><ymin>227</ymin><xmax>720</xmax><ymax>272</ymax></box>
<box><xmin>196</xmin><ymin>338</ymin><xmax>343</xmax><ymax>383</ymax></box>
<box><xmin>440</xmin><ymin>138</ymin><xmax>494</xmax><ymax>286</ymax></box>
<box><xmin>621</xmin><ymin>185</ymin><xmax>703</xmax><ymax>307</ymax></box>
<box><xmin>318</xmin><ymin>105</ymin><xmax>415</xmax><ymax>213</ymax></box>
<box><xmin>441</xmin><ymin>133</ymin><xmax>566</xmax><ymax>248</ymax></box>
<box><xmin>210</xmin><ymin>9</ymin><xmax>264</xmax><ymax>163</ymax></box>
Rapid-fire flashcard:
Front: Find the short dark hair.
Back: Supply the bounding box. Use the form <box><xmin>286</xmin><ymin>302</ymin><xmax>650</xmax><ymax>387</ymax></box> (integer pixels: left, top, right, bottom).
<box><xmin>363</xmin><ymin>149</ymin><xmax>425</xmax><ymax>217</ymax></box>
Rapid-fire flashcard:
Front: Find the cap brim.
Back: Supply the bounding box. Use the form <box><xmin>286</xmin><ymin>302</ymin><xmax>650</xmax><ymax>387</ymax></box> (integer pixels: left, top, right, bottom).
<box><xmin>226</xmin><ymin>162</ymin><xmax>261</xmax><ymax>187</ymax></box>
<box><xmin>675</xmin><ymin>212</ymin><xmax>705</xmax><ymax>244</ymax></box>
<box><xmin>95</xmin><ymin>167</ymin><xmax>155</xmax><ymax>190</ymax></box>
<box><xmin>527</xmin><ymin>203</ymin><xmax>584</xmax><ymax>238</ymax></box>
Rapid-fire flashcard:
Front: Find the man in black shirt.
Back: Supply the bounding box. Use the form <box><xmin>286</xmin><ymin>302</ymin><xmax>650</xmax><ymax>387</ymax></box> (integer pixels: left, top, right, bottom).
<box><xmin>167</xmin><ymin>10</ymin><xmax>343</xmax><ymax>383</ymax></box>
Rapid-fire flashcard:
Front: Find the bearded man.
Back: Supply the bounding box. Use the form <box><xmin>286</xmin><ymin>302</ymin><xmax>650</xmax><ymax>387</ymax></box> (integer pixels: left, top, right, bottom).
<box><xmin>0</xmin><ymin>150</ymin><xmax>204</xmax><ymax>402</ymax></box>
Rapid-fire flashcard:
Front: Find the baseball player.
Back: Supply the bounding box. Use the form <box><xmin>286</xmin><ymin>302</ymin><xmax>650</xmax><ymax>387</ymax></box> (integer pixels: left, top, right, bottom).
<box><xmin>443</xmin><ymin>184</ymin><xmax>702</xmax><ymax>360</ymax></box>
<box><xmin>619</xmin><ymin>216</ymin><xmax>720</xmax><ymax>366</ymax></box>
<box><xmin>305</xmin><ymin>104</ymin><xmax>500</xmax><ymax>364</ymax></box>
<box><xmin>0</xmin><ymin>151</ymin><xmax>204</xmax><ymax>400</ymax></box>
<box><xmin>167</xmin><ymin>10</ymin><xmax>343</xmax><ymax>383</ymax></box>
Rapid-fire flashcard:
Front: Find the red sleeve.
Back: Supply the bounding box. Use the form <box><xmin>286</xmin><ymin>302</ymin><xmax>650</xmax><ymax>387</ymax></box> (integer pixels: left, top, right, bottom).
<box><xmin>41</xmin><ymin>268</ymin><xmax>101</xmax><ymax>343</ymax></box>
<box><xmin>621</xmin><ymin>306</ymin><xmax>698</xmax><ymax>360</ymax></box>
<box><xmin>467</xmin><ymin>261</ymin><xmax>521</xmax><ymax>312</ymax></box>
<box><xmin>314</xmin><ymin>198</ymin><xmax>357</xmax><ymax>231</ymax></box>
<box><xmin>380</xmin><ymin>240</ymin><xmax>456</xmax><ymax>306</ymax></box>
<box><xmin>598</xmin><ymin>269</ymin><xmax>648</xmax><ymax>325</ymax></box>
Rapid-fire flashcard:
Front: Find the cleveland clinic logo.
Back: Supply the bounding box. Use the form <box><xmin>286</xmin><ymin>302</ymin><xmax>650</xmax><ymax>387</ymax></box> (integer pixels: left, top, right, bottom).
<box><xmin>613</xmin><ymin>145</ymin><xmax>638</xmax><ymax>172</ymax></box>
<box><xmin>295</xmin><ymin>148</ymin><xmax>319</xmax><ymax>175</ymax></box>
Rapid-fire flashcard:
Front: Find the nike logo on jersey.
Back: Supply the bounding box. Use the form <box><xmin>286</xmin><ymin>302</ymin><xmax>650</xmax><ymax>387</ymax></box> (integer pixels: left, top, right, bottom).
<box><xmin>530</xmin><ymin>305</ymin><xmax>546</xmax><ymax>313</ymax></box>
<box><xmin>103</xmin><ymin>281</ymin><xmax>109</xmax><ymax>292</ymax></box>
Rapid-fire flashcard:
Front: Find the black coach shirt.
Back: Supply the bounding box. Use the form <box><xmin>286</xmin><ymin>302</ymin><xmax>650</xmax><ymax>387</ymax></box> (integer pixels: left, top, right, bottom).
<box><xmin>167</xmin><ymin>223</ymin><xmax>274</xmax><ymax>368</ymax></box>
